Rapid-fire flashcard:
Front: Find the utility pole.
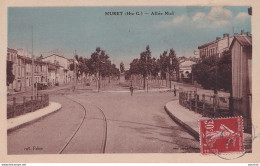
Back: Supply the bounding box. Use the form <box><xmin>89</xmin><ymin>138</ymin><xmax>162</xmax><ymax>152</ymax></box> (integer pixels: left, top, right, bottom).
<box><xmin>170</xmin><ymin>57</ymin><xmax>172</xmax><ymax>90</ymax></box>
<box><xmin>74</xmin><ymin>50</ymin><xmax>77</xmax><ymax>91</ymax></box>
<box><xmin>31</xmin><ymin>26</ymin><xmax>35</xmax><ymax>97</ymax></box>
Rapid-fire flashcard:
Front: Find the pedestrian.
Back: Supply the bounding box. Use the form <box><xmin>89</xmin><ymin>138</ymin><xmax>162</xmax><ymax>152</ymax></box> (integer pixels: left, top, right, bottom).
<box><xmin>173</xmin><ymin>85</ymin><xmax>176</xmax><ymax>96</ymax></box>
<box><xmin>130</xmin><ymin>85</ymin><xmax>134</xmax><ymax>96</ymax></box>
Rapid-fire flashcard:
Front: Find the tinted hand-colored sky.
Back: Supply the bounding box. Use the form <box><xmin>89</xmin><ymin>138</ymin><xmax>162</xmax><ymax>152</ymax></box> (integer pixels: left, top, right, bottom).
<box><xmin>8</xmin><ymin>6</ymin><xmax>251</xmax><ymax>68</ymax></box>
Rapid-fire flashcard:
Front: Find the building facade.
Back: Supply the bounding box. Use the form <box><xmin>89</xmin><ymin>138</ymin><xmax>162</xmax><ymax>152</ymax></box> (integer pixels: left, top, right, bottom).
<box><xmin>179</xmin><ymin>60</ymin><xmax>196</xmax><ymax>83</ymax></box>
<box><xmin>7</xmin><ymin>48</ymin><xmax>20</xmax><ymax>91</ymax></box>
<box><xmin>198</xmin><ymin>33</ymin><xmax>234</xmax><ymax>59</ymax></box>
<box><xmin>198</xmin><ymin>31</ymin><xmax>251</xmax><ymax>59</ymax></box>
<box><xmin>42</xmin><ymin>54</ymin><xmax>74</xmax><ymax>84</ymax></box>
<box><xmin>230</xmin><ymin>35</ymin><xmax>252</xmax><ymax>132</ymax></box>
<box><xmin>7</xmin><ymin>48</ymin><xmax>75</xmax><ymax>92</ymax></box>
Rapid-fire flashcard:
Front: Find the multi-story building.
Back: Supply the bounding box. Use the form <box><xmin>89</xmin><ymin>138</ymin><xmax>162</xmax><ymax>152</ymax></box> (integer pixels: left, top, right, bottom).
<box><xmin>46</xmin><ymin>63</ymin><xmax>58</xmax><ymax>86</ymax></box>
<box><xmin>198</xmin><ymin>31</ymin><xmax>251</xmax><ymax>59</ymax></box>
<box><xmin>7</xmin><ymin>48</ymin><xmax>76</xmax><ymax>92</ymax></box>
<box><xmin>42</xmin><ymin>54</ymin><xmax>74</xmax><ymax>84</ymax></box>
<box><xmin>7</xmin><ymin>48</ymin><xmax>51</xmax><ymax>92</ymax></box>
<box><xmin>198</xmin><ymin>33</ymin><xmax>234</xmax><ymax>59</ymax></box>
<box><xmin>17</xmin><ymin>48</ymin><xmax>32</xmax><ymax>58</ymax></box>
<box><xmin>7</xmin><ymin>48</ymin><xmax>20</xmax><ymax>91</ymax></box>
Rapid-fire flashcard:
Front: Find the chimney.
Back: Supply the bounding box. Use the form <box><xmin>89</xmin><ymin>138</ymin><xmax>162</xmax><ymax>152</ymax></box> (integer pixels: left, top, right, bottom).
<box><xmin>223</xmin><ymin>33</ymin><xmax>229</xmax><ymax>38</ymax></box>
<box><xmin>216</xmin><ymin>37</ymin><xmax>221</xmax><ymax>40</ymax></box>
<box><xmin>241</xmin><ymin>30</ymin><xmax>244</xmax><ymax>35</ymax></box>
<box><xmin>246</xmin><ymin>32</ymin><xmax>251</xmax><ymax>36</ymax></box>
<box><xmin>248</xmin><ymin>7</ymin><xmax>252</xmax><ymax>16</ymax></box>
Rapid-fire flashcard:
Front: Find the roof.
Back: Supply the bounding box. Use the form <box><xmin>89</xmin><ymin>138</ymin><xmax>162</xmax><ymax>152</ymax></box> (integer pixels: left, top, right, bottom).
<box><xmin>198</xmin><ymin>35</ymin><xmax>236</xmax><ymax>49</ymax></box>
<box><xmin>230</xmin><ymin>35</ymin><xmax>252</xmax><ymax>48</ymax></box>
<box><xmin>179</xmin><ymin>60</ymin><xmax>196</xmax><ymax>67</ymax></box>
<box><xmin>42</xmin><ymin>53</ymin><xmax>73</xmax><ymax>61</ymax></box>
<box><xmin>7</xmin><ymin>48</ymin><xmax>18</xmax><ymax>53</ymax></box>
<box><xmin>198</xmin><ymin>40</ymin><xmax>218</xmax><ymax>49</ymax></box>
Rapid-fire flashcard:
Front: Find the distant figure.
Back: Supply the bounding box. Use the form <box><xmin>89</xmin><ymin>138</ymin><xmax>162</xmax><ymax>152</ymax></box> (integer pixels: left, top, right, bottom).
<box><xmin>214</xmin><ymin>88</ymin><xmax>218</xmax><ymax>95</ymax></box>
<box><xmin>19</xmin><ymin>82</ymin><xmax>22</xmax><ymax>91</ymax></box>
<box><xmin>173</xmin><ymin>85</ymin><xmax>176</xmax><ymax>96</ymax></box>
<box><xmin>130</xmin><ymin>85</ymin><xmax>134</xmax><ymax>96</ymax></box>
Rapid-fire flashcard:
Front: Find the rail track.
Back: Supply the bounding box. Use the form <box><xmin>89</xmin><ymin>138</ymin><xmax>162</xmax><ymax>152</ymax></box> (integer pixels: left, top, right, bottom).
<box><xmin>53</xmin><ymin>88</ymin><xmax>108</xmax><ymax>154</ymax></box>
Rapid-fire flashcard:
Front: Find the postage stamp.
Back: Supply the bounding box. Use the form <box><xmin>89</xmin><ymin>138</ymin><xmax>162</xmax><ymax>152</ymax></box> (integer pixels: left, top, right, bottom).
<box><xmin>200</xmin><ymin>117</ymin><xmax>244</xmax><ymax>155</ymax></box>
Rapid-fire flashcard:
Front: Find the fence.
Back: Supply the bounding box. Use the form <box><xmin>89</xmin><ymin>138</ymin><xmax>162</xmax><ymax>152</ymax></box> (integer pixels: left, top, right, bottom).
<box><xmin>179</xmin><ymin>91</ymin><xmax>232</xmax><ymax>118</ymax></box>
<box><xmin>7</xmin><ymin>94</ymin><xmax>49</xmax><ymax>119</ymax></box>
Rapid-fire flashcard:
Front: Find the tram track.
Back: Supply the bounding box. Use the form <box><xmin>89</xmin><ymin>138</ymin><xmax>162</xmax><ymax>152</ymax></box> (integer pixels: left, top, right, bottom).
<box><xmin>53</xmin><ymin>88</ymin><xmax>108</xmax><ymax>154</ymax></box>
<box><xmin>58</xmin><ymin>95</ymin><xmax>87</xmax><ymax>154</ymax></box>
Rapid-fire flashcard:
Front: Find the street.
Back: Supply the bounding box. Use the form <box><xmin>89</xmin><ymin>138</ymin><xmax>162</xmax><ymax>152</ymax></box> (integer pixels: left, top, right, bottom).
<box><xmin>7</xmin><ymin>83</ymin><xmax>200</xmax><ymax>154</ymax></box>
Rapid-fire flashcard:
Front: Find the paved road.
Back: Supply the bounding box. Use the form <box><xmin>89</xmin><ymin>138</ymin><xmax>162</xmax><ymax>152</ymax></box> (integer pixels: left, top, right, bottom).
<box><xmin>8</xmin><ymin>85</ymin><xmax>200</xmax><ymax>154</ymax></box>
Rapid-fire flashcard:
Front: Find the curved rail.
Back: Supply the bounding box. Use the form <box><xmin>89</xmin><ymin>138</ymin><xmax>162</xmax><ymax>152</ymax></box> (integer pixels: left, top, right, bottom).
<box><xmin>58</xmin><ymin>95</ymin><xmax>87</xmax><ymax>154</ymax></box>
<box><xmin>53</xmin><ymin>88</ymin><xmax>108</xmax><ymax>154</ymax></box>
<box><xmin>96</xmin><ymin>106</ymin><xmax>108</xmax><ymax>153</ymax></box>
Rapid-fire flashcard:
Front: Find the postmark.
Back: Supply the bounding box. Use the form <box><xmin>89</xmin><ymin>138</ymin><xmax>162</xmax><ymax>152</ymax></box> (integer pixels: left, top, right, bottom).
<box><xmin>200</xmin><ymin>117</ymin><xmax>244</xmax><ymax>155</ymax></box>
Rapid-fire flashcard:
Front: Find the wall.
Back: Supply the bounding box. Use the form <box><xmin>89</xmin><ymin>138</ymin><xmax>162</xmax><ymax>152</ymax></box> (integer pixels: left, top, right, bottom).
<box><xmin>231</xmin><ymin>40</ymin><xmax>252</xmax><ymax>132</ymax></box>
<box><xmin>43</xmin><ymin>54</ymin><xmax>69</xmax><ymax>69</ymax></box>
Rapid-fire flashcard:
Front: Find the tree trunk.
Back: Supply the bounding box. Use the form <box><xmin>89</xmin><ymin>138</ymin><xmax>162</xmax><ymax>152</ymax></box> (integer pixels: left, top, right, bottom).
<box><xmin>143</xmin><ymin>77</ymin><xmax>146</xmax><ymax>89</ymax></box>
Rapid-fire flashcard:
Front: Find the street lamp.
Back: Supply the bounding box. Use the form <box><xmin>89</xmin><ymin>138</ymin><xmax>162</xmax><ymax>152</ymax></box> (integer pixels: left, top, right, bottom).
<box><xmin>31</xmin><ymin>26</ymin><xmax>35</xmax><ymax>97</ymax></box>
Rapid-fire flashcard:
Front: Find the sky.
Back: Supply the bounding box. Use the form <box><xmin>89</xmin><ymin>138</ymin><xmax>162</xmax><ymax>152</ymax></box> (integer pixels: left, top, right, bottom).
<box><xmin>8</xmin><ymin>6</ymin><xmax>251</xmax><ymax>69</ymax></box>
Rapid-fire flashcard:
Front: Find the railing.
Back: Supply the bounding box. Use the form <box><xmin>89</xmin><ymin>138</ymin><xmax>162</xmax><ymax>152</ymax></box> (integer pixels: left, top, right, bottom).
<box><xmin>179</xmin><ymin>91</ymin><xmax>232</xmax><ymax>118</ymax></box>
<box><xmin>7</xmin><ymin>94</ymin><xmax>49</xmax><ymax>119</ymax></box>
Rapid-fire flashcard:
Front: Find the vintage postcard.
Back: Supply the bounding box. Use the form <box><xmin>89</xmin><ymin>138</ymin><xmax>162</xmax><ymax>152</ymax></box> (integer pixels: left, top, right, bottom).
<box><xmin>0</xmin><ymin>0</ymin><xmax>260</xmax><ymax>163</ymax></box>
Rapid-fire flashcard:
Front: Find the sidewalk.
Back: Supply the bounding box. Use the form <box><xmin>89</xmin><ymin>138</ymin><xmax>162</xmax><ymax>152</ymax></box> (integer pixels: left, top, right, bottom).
<box><xmin>164</xmin><ymin>100</ymin><xmax>252</xmax><ymax>152</ymax></box>
<box><xmin>7</xmin><ymin>102</ymin><xmax>62</xmax><ymax>133</ymax></box>
<box><xmin>99</xmin><ymin>87</ymin><xmax>172</xmax><ymax>93</ymax></box>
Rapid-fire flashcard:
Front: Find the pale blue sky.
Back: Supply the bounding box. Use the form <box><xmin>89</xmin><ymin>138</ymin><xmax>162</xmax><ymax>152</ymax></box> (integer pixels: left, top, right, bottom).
<box><xmin>8</xmin><ymin>6</ymin><xmax>251</xmax><ymax>68</ymax></box>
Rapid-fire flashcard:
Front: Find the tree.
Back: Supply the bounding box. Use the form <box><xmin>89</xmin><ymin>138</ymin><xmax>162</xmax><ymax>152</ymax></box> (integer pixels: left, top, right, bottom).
<box><xmin>88</xmin><ymin>47</ymin><xmax>119</xmax><ymax>81</ymax></box>
<box><xmin>168</xmin><ymin>49</ymin><xmax>179</xmax><ymax>81</ymax></box>
<box><xmin>158</xmin><ymin>50</ymin><xmax>168</xmax><ymax>79</ymax></box>
<box><xmin>151</xmin><ymin>57</ymin><xmax>160</xmax><ymax>77</ymax></box>
<box><xmin>7</xmin><ymin>61</ymin><xmax>15</xmax><ymax>86</ymax></box>
<box><xmin>139</xmin><ymin>45</ymin><xmax>153</xmax><ymax>88</ymax></box>
<box><xmin>192</xmin><ymin>51</ymin><xmax>232</xmax><ymax>91</ymax></box>
<box><xmin>193</xmin><ymin>55</ymin><xmax>218</xmax><ymax>89</ymax></box>
<box><xmin>129</xmin><ymin>58</ymin><xmax>140</xmax><ymax>75</ymax></box>
<box><xmin>158</xmin><ymin>48</ymin><xmax>179</xmax><ymax>81</ymax></box>
<box><xmin>110</xmin><ymin>64</ymin><xmax>120</xmax><ymax>78</ymax></box>
<box><xmin>217</xmin><ymin>50</ymin><xmax>232</xmax><ymax>91</ymax></box>
<box><xmin>120</xmin><ymin>62</ymin><xmax>125</xmax><ymax>73</ymax></box>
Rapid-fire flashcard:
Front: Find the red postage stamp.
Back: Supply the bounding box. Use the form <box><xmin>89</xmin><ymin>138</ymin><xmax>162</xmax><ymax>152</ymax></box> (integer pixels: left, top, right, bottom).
<box><xmin>199</xmin><ymin>117</ymin><xmax>244</xmax><ymax>155</ymax></box>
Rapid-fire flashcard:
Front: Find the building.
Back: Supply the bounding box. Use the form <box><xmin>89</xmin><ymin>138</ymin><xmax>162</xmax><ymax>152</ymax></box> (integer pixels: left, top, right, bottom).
<box><xmin>198</xmin><ymin>33</ymin><xmax>234</xmax><ymax>59</ymax></box>
<box><xmin>42</xmin><ymin>54</ymin><xmax>74</xmax><ymax>84</ymax></box>
<box><xmin>7</xmin><ymin>48</ymin><xmax>56</xmax><ymax>92</ymax></box>
<box><xmin>17</xmin><ymin>52</ymin><xmax>48</xmax><ymax>91</ymax></box>
<box><xmin>17</xmin><ymin>48</ymin><xmax>32</xmax><ymax>58</ymax></box>
<box><xmin>198</xmin><ymin>31</ymin><xmax>252</xmax><ymax>59</ymax></box>
<box><xmin>230</xmin><ymin>35</ymin><xmax>252</xmax><ymax>132</ymax></box>
<box><xmin>179</xmin><ymin>60</ymin><xmax>196</xmax><ymax>83</ymax></box>
<box><xmin>46</xmin><ymin>63</ymin><xmax>58</xmax><ymax>86</ymax></box>
<box><xmin>7</xmin><ymin>48</ymin><xmax>20</xmax><ymax>91</ymax></box>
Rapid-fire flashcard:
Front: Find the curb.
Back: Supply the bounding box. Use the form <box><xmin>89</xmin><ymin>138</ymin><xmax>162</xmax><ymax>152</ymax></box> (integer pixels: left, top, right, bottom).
<box><xmin>7</xmin><ymin>102</ymin><xmax>62</xmax><ymax>133</ymax></box>
<box><xmin>164</xmin><ymin>105</ymin><xmax>200</xmax><ymax>141</ymax></box>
